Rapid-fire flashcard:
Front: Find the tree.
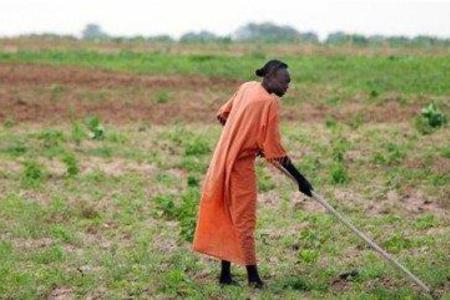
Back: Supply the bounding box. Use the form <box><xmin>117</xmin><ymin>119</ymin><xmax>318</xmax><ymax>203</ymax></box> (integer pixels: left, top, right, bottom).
<box><xmin>179</xmin><ymin>31</ymin><xmax>228</xmax><ymax>43</ymax></box>
<box><xmin>299</xmin><ymin>32</ymin><xmax>319</xmax><ymax>44</ymax></box>
<box><xmin>82</xmin><ymin>23</ymin><xmax>109</xmax><ymax>40</ymax></box>
<box><xmin>325</xmin><ymin>31</ymin><xmax>351</xmax><ymax>45</ymax></box>
<box><xmin>387</xmin><ymin>35</ymin><xmax>411</xmax><ymax>47</ymax></box>
<box><xmin>147</xmin><ymin>35</ymin><xmax>175</xmax><ymax>43</ymax></box>
<box><xmin>233</xmin><ymin>22</ymin><xmax>302</xmax><ymax>43</ymax></box>
<box><xmin>350</xmin><ymin>34</ymin><xmax>368</xmax><ymax>46</ymax></box>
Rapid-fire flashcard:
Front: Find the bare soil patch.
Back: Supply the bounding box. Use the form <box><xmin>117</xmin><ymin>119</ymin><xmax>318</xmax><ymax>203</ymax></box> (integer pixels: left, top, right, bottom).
<box><xmin>0</xmin><ymin>63</ymin><xmax>424</xmax><ymax>125</ymax></box>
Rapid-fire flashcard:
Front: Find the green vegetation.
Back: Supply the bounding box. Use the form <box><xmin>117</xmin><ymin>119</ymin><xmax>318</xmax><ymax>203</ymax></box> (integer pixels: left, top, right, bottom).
<box><xmin>414</xmin><ymin>103</ymin><xmax>448</xmax><ymax>134</ymax></box>
<box><xmin>0</xmin><ymin>121</ymin><xmax>448</xmax><ymax>298</ymax></box>
<box><xmin>1</xmin><ymin>50</ymin><xmax>450</xmax><ymax>96</ymax></box>
<box><xmin>85</xmin><ymin>116</ymin><xmax>105</xmax><ymax>140</ymax></box>
<box><xmin>0</xmin><ymin>41</ymin><xmax>448</xmax><ymax>299</ymax></box>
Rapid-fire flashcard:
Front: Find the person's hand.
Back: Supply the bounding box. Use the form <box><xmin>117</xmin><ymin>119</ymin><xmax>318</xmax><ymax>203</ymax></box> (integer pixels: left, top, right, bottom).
<box><xmin>255</xmin><ymin>149</ymin><xmax>265</xmax><ymax>158</ymax></box>
<box><xmin>297</xmin><ymin>174</ymin><xmax>313</xmax><ymax>197</ymax></box>
<box><xmin>217</xmin><ymin>115</ymin><xmax>226</xmax><ymax>126</ymax></box>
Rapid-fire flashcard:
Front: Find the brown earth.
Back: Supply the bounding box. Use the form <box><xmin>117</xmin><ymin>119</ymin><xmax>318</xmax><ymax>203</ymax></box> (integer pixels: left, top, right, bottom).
<box><xmin>0</xmin><ymin>63</ymin><xmax>237</xmax><ymax>88</ymax></box>
<box><xmin>0</xmin><ymin>63</ymin><xmax>424</xmax><ymax>125</ymax></box>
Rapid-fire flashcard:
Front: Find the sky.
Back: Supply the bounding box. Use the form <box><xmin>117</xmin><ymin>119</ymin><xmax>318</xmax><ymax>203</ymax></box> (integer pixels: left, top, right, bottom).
<box><xmin>1</xmin><ymin>0</ymin><xmax>450</xmax><ymax>40</ymax></box>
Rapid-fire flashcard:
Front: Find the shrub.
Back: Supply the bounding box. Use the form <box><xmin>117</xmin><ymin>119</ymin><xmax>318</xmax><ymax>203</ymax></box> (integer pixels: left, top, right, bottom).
<box><xmin>414</xmin><ymin>103</ymin><xmax>447</xmax><ymax>134</ymax></box>
<box><xmin>421</xmin><ymin>103</ymin><xmax>447</xmax><ymax>128</ymax></box>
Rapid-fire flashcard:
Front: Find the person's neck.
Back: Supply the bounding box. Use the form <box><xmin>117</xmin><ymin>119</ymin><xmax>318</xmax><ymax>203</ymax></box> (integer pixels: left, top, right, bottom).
<box><xmin>261</xmin><ymin>81</ymin><xmax>272</xmax><ymax>94</ymax></box>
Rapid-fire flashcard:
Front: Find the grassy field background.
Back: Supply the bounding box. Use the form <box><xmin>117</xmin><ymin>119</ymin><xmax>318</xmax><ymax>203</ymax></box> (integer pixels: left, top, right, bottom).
<box><xmin>0</xmin><ymin>40</ymin><xmax>449</xmax><ymax>299</ymax></box>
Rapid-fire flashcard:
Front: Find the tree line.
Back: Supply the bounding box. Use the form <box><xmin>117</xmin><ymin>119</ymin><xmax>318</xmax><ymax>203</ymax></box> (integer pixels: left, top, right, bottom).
<box><xmin>14</xmin><ymin>22</ymin><xmax>450</xmax><ymax>47</ymax></box>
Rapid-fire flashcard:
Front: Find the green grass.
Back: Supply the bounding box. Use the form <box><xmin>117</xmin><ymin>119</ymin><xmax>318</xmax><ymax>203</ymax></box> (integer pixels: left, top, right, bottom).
<box><xmin>1</xmin><ymin>50</ymin><xmax>450</xmax><ymax>96</ymax></box>
<box><xmin>0</xmin><ymin>42</ymin><xmax>449</xmax><ymax>298</ymax></box>
<box><xmin>0</xmin><ymin>121</ymin><xmax>448</xmax><ymax>299</ymax></box>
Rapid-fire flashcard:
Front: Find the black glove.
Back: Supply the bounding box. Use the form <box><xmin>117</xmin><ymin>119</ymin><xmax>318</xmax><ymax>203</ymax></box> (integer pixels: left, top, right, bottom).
<box><xmin>217</xmin><ymin>115</ymin><xmax>226</xmax><ymax>126</ymax></box>
<box><xmin>295</xmin><ymin>172</ymin><xmax>313</xmax><ymax>197</ymax></box>
<box><xmin>280</xmin><ymin>157</ymin><xmax>313</xmax><ymax>197</ymax></box>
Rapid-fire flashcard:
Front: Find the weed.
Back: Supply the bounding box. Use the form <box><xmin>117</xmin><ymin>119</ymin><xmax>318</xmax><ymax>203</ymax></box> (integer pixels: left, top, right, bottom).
<box><xmin>3</xmin><ymin>117</ymin><xmax>15</xmax><ymax>128</ymax></box>
<box><xmin>187</xmin><ymin>175</ymin><xmax>199</xmax><ymax>187</ymax></box>
<box><xmin>154</xmin><ymin>90</ymin><xmax>171</xmax><ymax>103</ymax></box>
<box><xmin>383</xmin><ymin>232</ymin><xmax>412</xmax><ymax>253</ymax></box>
<box><xmin>84</xmin><ymin>116</ymin><xmax>105</xmax><ymax>140</ymax></box>
<box><xmin>441</xmin><ymin>147</ymin><xmax>450</xmax><ymax>159</ymax></box>
<box><xmin>298</xmin><ymin>249</ymin><xmax>320</xmax><ymax>264</ymax></box>
<box><xmin>4</xmin><ymin>142</ymin><xmax>27</xmax><ymax>157</ymax></box>
<box><xmin>184</xmin><ymin>135</ymin><xmax>210</xmax><ymax>156</ymax></box>
<box><xmin>330</xmin><ymin>163</ymin><xmax>348</xmax><ymax>184</ymax></box>
<box><xmin>414</xmin><ymin>103</ymin><xmax>448</xmax><ymax>134</ymax></box>
<box><xmin>177</xmin><ymin>187</ymin><xmax>199</xmax><ymax>242</ymax></box>
<box><xmin>88</xmin><ymin>146</ymin><xmax>113</xmax><ymax>158</ymax></box>
<box><xmin>421</xmin><ymin>103</ymin><xmax>447</xmax><ymax>128</ymax></box>
<box><xmin>61</xmin><ymin>152</ymin><xmax>79</xmax><ymax>176</ymax></box>
<box><xmin>413</xmin><ymin>214</ymin><xmax>436</xmax><ymax>230</ymax></box>
<box><xmin>22</xmin><ymin>160</ymin><xmax>45</xmax><ymax>188</ymax></box>
<box><xmin>347</xmin><ymin>113</ymin><xmax>365</xmax><ymax>130</ymax></box>
<box><xmin>153</xmin><ymin>194</ymin><xmax>177</xmax><ymax>218</ymax></box>
<box><xmin>152</xmin><ymin>187</ymin><xmax>199</xmax><ymax>242</ymax></box>
<box><xmin>38</xmin><ymin>129</ymin><xmax>65</xmax><ymax>148</ymax></box>
<box><xmin>71</xmin><ymin>121</ymin><xmax>86</xmax><ymax>145</ymax></box>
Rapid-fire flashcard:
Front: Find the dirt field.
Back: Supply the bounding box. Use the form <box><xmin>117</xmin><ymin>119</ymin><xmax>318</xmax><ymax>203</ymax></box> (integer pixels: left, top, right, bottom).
<box><xmin>0</xmin><ymin>63</ymin><xmax>428</xmax><ymax>125</ymax></box>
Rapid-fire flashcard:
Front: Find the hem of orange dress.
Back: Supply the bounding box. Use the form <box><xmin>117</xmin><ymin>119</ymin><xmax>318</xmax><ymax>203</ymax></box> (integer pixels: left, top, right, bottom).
<box><xmin>192</xmin><ymin>246</ymin><xmax>257</xmax><ymax>266</ymax></box>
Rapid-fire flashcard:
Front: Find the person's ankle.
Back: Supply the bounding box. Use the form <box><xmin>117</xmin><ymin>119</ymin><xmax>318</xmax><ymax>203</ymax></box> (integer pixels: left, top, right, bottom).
<box><xmin>219</xmin><ymin>275</ymin><xmax>232</xmax><ymax>283</ymax></box>
<box><xmin>246</xmin><ymin>264</ymin><xmax>264</xmax><ymax>288</ymax></box>
<box><xmin>248</xmin><ymin>278</ymin><xmax>264</xmax><ymax>288</ymax></box>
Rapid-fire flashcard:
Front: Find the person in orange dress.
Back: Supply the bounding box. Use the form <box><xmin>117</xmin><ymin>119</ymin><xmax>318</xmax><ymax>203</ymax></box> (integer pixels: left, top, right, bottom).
<box><xmin>192</xmin><ymin>59</ymin><xmax>313</xmax><ymax>288</ymax></box>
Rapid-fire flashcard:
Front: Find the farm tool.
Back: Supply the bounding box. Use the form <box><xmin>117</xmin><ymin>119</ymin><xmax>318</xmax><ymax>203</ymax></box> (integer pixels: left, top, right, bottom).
<box><xmin>270</xmin><ymin>160</ymin><xmax>438</xmax><ymax>299</ymax></box>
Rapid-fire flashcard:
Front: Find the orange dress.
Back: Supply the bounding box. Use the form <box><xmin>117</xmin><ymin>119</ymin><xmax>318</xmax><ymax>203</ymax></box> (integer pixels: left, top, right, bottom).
<box><xmin>191</xmin><ymin>81</ymin><xmax>287</xmax><ymax>266</ymax></box>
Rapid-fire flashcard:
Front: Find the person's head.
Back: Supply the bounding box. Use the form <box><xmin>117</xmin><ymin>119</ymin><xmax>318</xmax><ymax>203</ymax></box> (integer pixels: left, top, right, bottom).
<box><xmin>255</xmin><ymin>59</ymin><xmax>290</xmax><ymax>97</ymax></box>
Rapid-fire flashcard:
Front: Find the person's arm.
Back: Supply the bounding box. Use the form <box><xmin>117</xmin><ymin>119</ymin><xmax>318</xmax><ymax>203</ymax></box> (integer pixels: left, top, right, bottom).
<box><xmin>279</xmin><ymin>156</ymin><xmax>313</xmax><ymax>197</ymax></box>
<box><xmin>257</xmin><ymin>99</ymin><xmax>313</xmax><ymax>197</ymax></box>
<box><xmin>216</xmin><ymin>90</ymin><xmax>238</xmax><ymax>126</ymax></box>
<box><xmin>257</xmin><ymin>152</ymin><xmax>313</xmax><ymax>197</ymax></box>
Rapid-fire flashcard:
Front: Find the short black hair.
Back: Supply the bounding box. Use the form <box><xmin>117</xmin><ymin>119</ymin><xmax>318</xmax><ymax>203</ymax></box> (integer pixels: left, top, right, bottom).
<box><xmin>255</xmin><ymin>59</ymin><xmax>288</xmax><ymax>77</ymax></box>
